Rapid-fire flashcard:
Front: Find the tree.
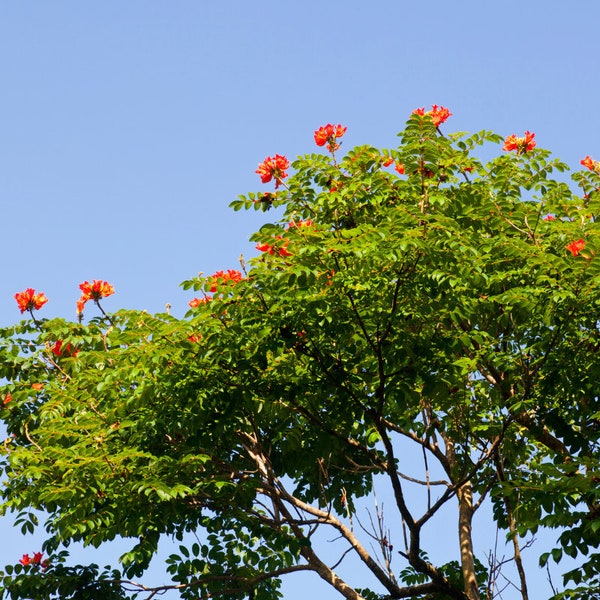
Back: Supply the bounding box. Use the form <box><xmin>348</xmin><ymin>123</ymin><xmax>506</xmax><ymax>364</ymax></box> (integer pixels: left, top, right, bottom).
<box><xmin>1</xmin><ymin>109</ymin><xmax>599</xmax><ymax>600</ymax></box>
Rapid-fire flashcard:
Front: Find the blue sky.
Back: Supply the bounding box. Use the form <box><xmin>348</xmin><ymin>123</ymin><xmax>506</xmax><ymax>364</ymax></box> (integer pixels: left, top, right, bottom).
<box><xmin>1</xmin><ymin>1</ymin><xmax>598</xmax><ymax>597</ymax></box>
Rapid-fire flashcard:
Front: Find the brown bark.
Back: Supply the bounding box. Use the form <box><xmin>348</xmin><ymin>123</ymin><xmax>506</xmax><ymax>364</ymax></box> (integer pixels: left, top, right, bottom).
<box><xmin>457</xmin><ymin>481</ymin><xmax>480</xmax><ymax>600</ymax></box>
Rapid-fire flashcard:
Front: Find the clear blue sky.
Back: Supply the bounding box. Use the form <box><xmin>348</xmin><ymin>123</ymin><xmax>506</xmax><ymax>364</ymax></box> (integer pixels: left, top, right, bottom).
<box><xmin>1</xmin><ymin>1</ymin><xmax>597</xmax><ymax>597</ymax></box>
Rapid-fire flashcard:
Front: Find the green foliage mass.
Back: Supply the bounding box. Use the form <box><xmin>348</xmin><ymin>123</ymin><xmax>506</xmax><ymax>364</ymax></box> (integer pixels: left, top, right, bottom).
<box><xmin>1</xmin><ymin>113</ymin><xmax>599</xmax><ymax>599</ymax></box>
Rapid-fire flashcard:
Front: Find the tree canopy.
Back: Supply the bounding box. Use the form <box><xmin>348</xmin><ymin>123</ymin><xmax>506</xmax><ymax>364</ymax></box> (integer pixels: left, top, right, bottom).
<box><xmin>1</xmin><ymin>109</ymin><xmax>599</xmax><ymax>600</ymax></box>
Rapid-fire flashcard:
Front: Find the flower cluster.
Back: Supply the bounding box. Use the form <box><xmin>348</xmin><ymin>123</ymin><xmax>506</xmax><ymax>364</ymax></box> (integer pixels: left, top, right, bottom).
<box><xmin>206</xmin><ymin>269</ymin><xmax>243</xmax><ymax>292</ymax></box>
<box><xmin>412</xmin><ymin>105</ymin><xmax>452</xmax><ymax>127</ymax></box>
<box><xmin>256</xmin><ymin>237</ymin><xmax>292</xmax><ymax>257</ymax></box>
<box><xmin>566</xmin><ymin>238</ymin><xmax>586</xmax><ymax>257</ymax></box>
<box><xmin>581</xmin><ymin>155</ymin><xmax>600</xmax><ymax>173</ymax></box>
<box><xmin>77</xmin><ymin>280</ymin><xmax>115</xmax><ymax>314</ymax></box>
<box><xmin>14</xmin><ymin>288</ymin><xmax>48</xmax><ymax>314</ymax></box>
<box><xmin>51</xmin><ymin>340</ymin><xmax>79</xmax><ymax>358</ymax></box>
<box><xmin>286</xmin><ymin>219</ymin><xmax>314</xmax><ymax>230</ymax></box>
<box><xmin>19</xmin><ymin>552</ymin><xmax>48</xmax><ymax>569</ymax></box>
<box><xmin>382</xmin><ymin>156</ymin><xmax>405</xmax><ymax>174</ymax></box>
<box><xmin>314</xmin><ymin>123</ymin><xmax>347</xmax><ymax>152</ymax></box>
<box><xmin>188</xmin><ymin>270</ymin><xmax>243</xmax><ymax>307</ymax></box>
<box><xmin>256</xmin><ymin>154</ymin><xmax>290</xmax><ymax>189</ymax></box>
<box><xmin>256</xmin><ymin>220</ymin><xmax>316</xmax><ymax>257</ymax></box>
<box><xmin>189</xmin><ymin>296</ymin><xmax>211</xmax><ymax>308</ymax></box>
<box><xmin>502</xmin><ymin>131</ymin><xmax>536</xmax><ymax>154</ymax></box>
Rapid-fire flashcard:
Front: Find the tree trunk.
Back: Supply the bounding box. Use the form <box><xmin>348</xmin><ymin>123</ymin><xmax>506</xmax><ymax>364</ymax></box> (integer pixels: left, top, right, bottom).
<box><xmin>457</xmin><ymin>481</ymin><xmax>480</xmax><ymax>600</ymax></box>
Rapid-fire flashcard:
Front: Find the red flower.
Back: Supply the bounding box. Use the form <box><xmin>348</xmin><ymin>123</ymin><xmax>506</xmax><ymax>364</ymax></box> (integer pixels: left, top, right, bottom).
<box><xmin>278</xmin><ymin>244</ymin><xmax>292</xmax><ymax>257</ymax></box>
<box><xmin>543</xmin><ymin>214</ymin><xmax>555</xmax><ymax>221</ymax></box>
<box><xmin>19</xmin><ymin>552</ymin><xmax>47</xmax><ymax>569</ymax></box>
<box><xmin>256</xmin><ymin>242</ymin><xmax>275</xmax><ymax>255</ymax></box>
<box><xmin>429</xmin><ymin>105</ymin><xmax>452</xmax><ymax>126</ymax></box>
<box><xmin>314</xmin><ymin>123</ymin><xmax>347</xmax><ymax>152</ymax></box>
<box><xmin>581</xmin><ymin>155</ymin><xmax>599</xmax><ymax>172</ymax></box>
<box><xmin>207</xmin><ymin>270</ymin><xmax>243</xmax><ymax>292</ymax></box>
<box><xmin>51</xmin><ymin>340</ymin><xmax>79</xmax><ymax>358</ymax></box>
<box><xmin>502</xmin><ymin>131</ymin><xmax>536</xmax><ymax>154</ymax></box>
<box><xmin>14</xmin><ymin>288</ymin><xmax>48</xmax><ymax>314</ymax></box>
<box><xmin>77</xmin><ymin>280</ymin><xmax>115</xmax><ymax>314</ymax></box>
<box><xmin>381</xmin><ymin>157</ymin><xmax>404</xmax><ymax>174</ymax></box>
<box><xmin>286</xmin><ymin>219</ymin><xmax>314</xmax><ymax>229</ymax></box>
<box><xmin>189</xmin><ymin>297</ymin><xmax>211</xmax><ymax>308</ymax></box>
<box><xmin>502</xmin><ymin>135</ymin><xmax>519</xmax><ymax>152</ymax></box>
<box><xmin>187</xmin><ymin>334</ymin><xmax>202</xmax><ymax>343</ymax></box>
<box><xmin>566</xmin><ymin>238</ymin><xmax>585</xmax><ymax>257</ymax></box>
<box><xmin>412</xmin><ymin>105</ymin><xmax>451</xmax><ymax>126</ymax></box>
<box><xmin>256</xmin><ymin>154</ymin><xmax>290</xmax><ymax>188</ymax></box>
<box><xmin>256</xmin><ymin>238</ymin><xmax>291</xmax><ymax>257</ymax></box>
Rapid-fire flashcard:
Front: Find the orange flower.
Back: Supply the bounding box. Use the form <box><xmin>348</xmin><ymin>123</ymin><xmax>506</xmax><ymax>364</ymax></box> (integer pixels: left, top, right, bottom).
<box><xmin>19</xmin><ymin>554</ymin><xmax>31</xmax><ymax>566</ymax></box>
<box><xmin>14</xmin><ymin>288</ymin><xmax>48</xmax><ymax>314</ymax></box>
<box><xmin>256</xmin><ymin>154</ymin><xmax>290</xmax><ymax>188</ymax></box>
<box><xmin>326</xmin><ymin>270</ymin><xmax>335</xmax><ymax>286</ymax></box>
<box><xmin>19</xmin><ymin>552</ymin><xmax>47</xmax><ymax>568</ymax></box>
<box><xmin>189</xmin><ymin>296</ymin><xmax>211</xmax><ymax>308</ymax></box>
<box><xmin>3</xmin><ymin>392</ymin><xmax>12</xmax><ymax>406</ymax></box>
<box><xmin>51</xmin><ymin>341</ymin><xmax>64</xmax><ymax>356</ymax></box>
<box><xmin>381</xmin><ymin>157</ymin><xmax>404</xmax><ymax>174</ymax></box>
<box><xmin>286</xmin><ymin>219</ymin><xmax>314</xmax><ymax>229</ymax></box>
<box><xmin>51</xmin><ymin>340</ymin><xmax>79</xmax><ymax>358</ymax></box>
<box><xmin>207</xmin><ymin>270</ymin><xmax>243</xmax><ymax>292</ymax></box>
<box><xmin>278</xmin><ymin>244</ymin><xmax>292</xmax><ymax>257</ymax></box>
<box><xmin>566</xmin><ymin>238</ymin><xmax>585</xmax><ymax>257</ymax></box>
<box><xmin>314</xmin><ymin>123</ymin><xmax>347</xmax><ymax>152</ymax></box>
<box><xmin>429</xmin><ymin>105</ymin><xmax>452</xmax><ymax>126</ymax></box>
<box><xmin>502</xmin><ymin>131</ymin><xmax>536</xmax><ymax>154</ymax></box>
<box><xmin>77</xmin><ymin>280</ymin><xmax>115</xmax><ymax>313</ymax></box>
<box><xmin>412</xmin><ymin>105</ymin><xmax>451</xmax><ymax>126</ymax></box>
<box><xmin>31</xmin><ymin>383</ymin><xmax>44</xmax><ymax>391</ymax></box>
<box><xmin>256</xmin><ymin>238</ymin><xmax>291</xmax><ymax>257</ymax></box>
<box><xmin>581</xmin><ymin>155</ymin><xmax>600</xmax><ymax>172</ymax></box>
<box><xmin>187</xmin><ymin>334</ymin><xmax>202</xmax><ymax>343</ymax></box>
<box><xmin>256</xmin><ymin>242</ymin><xmax>275</xmax><ymax>255</ymax></box>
